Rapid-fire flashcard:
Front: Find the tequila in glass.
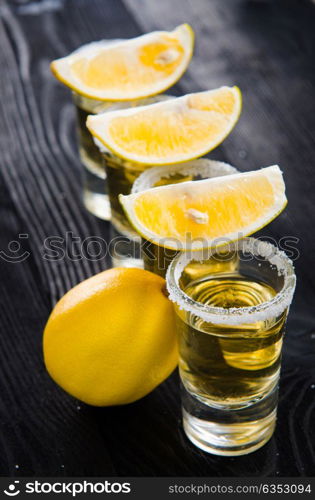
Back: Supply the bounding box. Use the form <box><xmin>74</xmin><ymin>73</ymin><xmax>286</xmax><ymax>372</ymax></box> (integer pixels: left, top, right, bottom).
<box><xmin>73</xmin><ymin>92</ymin><xmax>113</xmax><ymax>220</ymax></box>
<box><xmin>131</xmin><ymin>160</ymin><xmax>238</xmax><ymax>277</ymax></box>
<box><xmin>101</xmin><ymin>95</ymin><xmax>171</xmax><ymax>235</ymax></box>
<box><xmin>166</xmin><ymin>238</ymin><xmax>296</xmax><ymax>455</ymax></box>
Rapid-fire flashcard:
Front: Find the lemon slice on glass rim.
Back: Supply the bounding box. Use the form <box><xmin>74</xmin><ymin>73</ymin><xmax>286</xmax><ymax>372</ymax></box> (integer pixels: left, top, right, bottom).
<box><xmin>87</xmin><ymin>86</ymin><xmax>242</xmax><ymax>165</ymax></box>
<box><xmin>51</xmin><ymin>24</ymin><xmax>194</xmax><ymax>101</ymax></box>
<box><xmin>119</xmin><ymin>165</ymin><xmax>287</xmax><ymax>250</ymax></box>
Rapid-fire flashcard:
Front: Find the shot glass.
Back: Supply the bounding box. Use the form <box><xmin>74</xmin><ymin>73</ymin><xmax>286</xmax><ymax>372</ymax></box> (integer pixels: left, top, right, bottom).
<box><xmin>95</xmin><ymin>95</ymin><xmax>171</xmax><ymax>267</ymax></box>
<box><xmin>74</xmin><ymin>93</ymin><xmax>169</xmax><ymax>223</ymax></box>
<box><xmin>166</xmin><ymin>237</ymin><xmax>296</xmax><ymax>456</ymax></box>
<box><xmin>131</xmin><ymin>160</ymin><xmax>238</xmax><ymax>277</ymax></box>
<box><xmin>72</xmin><ymin>91</ymin><xmax>113</xmax><ymax>220</ymax></box>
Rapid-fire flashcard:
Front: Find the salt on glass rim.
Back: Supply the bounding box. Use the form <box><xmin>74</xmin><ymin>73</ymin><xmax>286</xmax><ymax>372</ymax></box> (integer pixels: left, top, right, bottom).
<box><xmin>166</xmin><ymin>237</ymin><xmax>296</xmax><ymax>325</ymax></box>
<box><xmin>132</xmin><ymin>159</ymin><xmax>238</xmax><ymax>194</ymax></box>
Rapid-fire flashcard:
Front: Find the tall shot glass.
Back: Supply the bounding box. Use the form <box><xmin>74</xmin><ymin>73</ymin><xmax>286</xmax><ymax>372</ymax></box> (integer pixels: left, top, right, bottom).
<box><xmin>72</xmin><ymin>92</ymin><xmax>113</xmax><ymax>220</ymax></box>
<box><xmin>74</xmin><ymin>93</ymin><xmax>169</xmax><ymax>223</ymax></box>
<box><xmin>166</xmin><ymin>238</ymin><xmax>296</xmax><ymax>456</ymax></box>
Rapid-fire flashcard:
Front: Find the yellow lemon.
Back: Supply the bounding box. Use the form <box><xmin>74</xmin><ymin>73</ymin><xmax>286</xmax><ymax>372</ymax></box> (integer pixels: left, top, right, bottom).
<box><xmin>87</xmin><ymin>86</ymin><xmax>242</xmax><ymax>165</ymax></box>
<box><xmin>119</xmin><ymin>165</ymin><xmax>287</xmax><ymax>250</ymax></box>
<box><xmin>43</xmin><ymin>268</ymin><xmax>178</xmax><ymax>406</ymax></box>
<box><xmin>50</xmin><ymin>24</ymin><xmax>194</xmax><ymax>101</ymax></box>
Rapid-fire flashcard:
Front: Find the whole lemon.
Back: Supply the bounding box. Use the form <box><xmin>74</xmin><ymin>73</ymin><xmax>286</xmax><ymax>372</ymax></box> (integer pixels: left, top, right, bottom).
<box><xmin>43</xmin><ymin>268</ymin><xmax>178</xmax><ymax>406</ymax></box>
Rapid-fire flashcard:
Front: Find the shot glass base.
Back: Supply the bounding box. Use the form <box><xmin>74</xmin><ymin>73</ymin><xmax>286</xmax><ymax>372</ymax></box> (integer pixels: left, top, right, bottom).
<box><xmin>181</xmin><ymin>385</ymin><xmax>277</xmax><ymax>456</ymax></box>
<box><xmin>183</xmin><ymin>409</ymin><xmax>276</xmax><ymax>456</ymax></box>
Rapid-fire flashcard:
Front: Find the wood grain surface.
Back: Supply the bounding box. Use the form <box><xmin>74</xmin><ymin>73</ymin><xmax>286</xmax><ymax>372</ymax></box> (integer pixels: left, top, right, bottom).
<box><xmin>0</xmin><ymin>0</ymin><xmax>314</xmax><ymax>477</ymax></box>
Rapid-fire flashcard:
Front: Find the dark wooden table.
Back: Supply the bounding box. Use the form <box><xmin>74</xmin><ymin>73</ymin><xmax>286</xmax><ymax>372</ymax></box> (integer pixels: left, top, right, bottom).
<box><xmin>0</xmin><ymin>0</ymin><xmax>314</xmax><ymax>477</ymax></box>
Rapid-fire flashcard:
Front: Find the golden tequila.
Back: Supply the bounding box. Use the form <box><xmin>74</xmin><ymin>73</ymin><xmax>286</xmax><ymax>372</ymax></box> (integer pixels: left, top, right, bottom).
<box><xmin>76</xmin><ymin>94</ymin><xmax>168</xmax><ymax>222</ymax></box>
<box><xmin>142</xmin><ymin>240</ymin><xmax>178</xmax><ymax>278</ymax></box>
<box><xmin>141</xmin><ymin>171</ymin><xmax>194</xmax><ymax>275</ymax></box>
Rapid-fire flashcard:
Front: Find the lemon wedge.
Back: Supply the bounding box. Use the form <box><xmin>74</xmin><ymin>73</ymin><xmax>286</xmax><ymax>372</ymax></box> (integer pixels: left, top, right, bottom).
<box><xmin>87</xmin><ymin>86</ymin><xmax>242</xmax><ymax>164</ymax></box>
<box><xmin>119</xmin><ymin>165</ymin><xmax>286</xmax><ymax>250</ymax></box>
<box><xmin>51</xmin><ymin>24</ymin><xmax>194</xmax><ymax>101</ymax></box>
